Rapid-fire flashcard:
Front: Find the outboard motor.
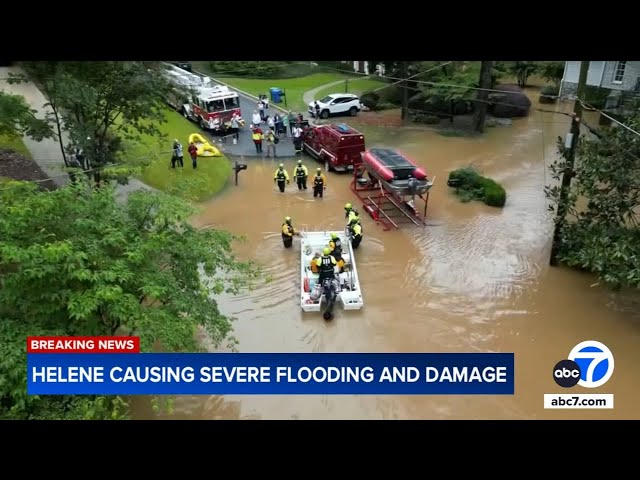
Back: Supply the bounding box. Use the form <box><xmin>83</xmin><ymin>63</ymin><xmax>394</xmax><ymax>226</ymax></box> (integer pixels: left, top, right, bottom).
<box><xmin>322</xmin><ymin>279</ymin><xmax>339</xmax><ymax>321</ymax></box>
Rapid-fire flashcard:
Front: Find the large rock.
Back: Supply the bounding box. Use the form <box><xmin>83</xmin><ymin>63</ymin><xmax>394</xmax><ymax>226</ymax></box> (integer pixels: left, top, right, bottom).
<box><xmin>489</xmin><ymin>84</ymin><xmax>531</xmax><ymax>118</ymax></box>
<box><xmin>408</xmin><ymin>93</ymin><xmax>473</xmax><ymax>118</ymax></box>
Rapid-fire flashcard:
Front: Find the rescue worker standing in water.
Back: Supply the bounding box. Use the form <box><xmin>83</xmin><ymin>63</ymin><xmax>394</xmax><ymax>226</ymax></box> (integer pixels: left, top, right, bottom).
<box><xmin>316</xmin><ymin>247</ymin><xmax>337</xmax><ymax>284</ymax></box>
<box><xmin>294</xmin><ymin>160</ymin><xmax>308</xmax><ymax>190</ymax></box>
<box><xmin>313</xmin><ymin>168</ymin><xmax>327</xmax><ymax>198</ymax></box>
<box><xmin>282</xmin><ymin>216</ymin><xmax>299</xmax><ymax>248</ymax></box>
<box><xmin>350</xmin><ymin>223</ymin><xmax>363</xmax><ymax>249</ymax></box>
<box><xmin>344</xmin><ymin>203</ymin><xmax>359</xmax><ymax>220</ymax></box>
<box><xmin>274</xmin><ymin>163</ymin><xmax>290</xmax><ymax>193</ymax></box>
<box><xmin>328</xmin><ymin>233</ymin><xmax>345</xmax><ymax>270</ymax></box>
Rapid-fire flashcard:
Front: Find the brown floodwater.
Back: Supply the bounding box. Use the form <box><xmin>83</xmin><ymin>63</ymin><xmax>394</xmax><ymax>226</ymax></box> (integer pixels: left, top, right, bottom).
<box><xmin>133</xmin><ymin>92</ymin><xmax>640</xmax><ymax>420</ymax></box>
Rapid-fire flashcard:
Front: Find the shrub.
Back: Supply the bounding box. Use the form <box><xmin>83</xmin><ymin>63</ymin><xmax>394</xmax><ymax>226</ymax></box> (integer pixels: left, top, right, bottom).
<box><xmin>447</xmin><ymin>167</ymin><xmax>506</xmax><ymax>207</ymax></box>
<box><xmin>206</xmin><ymin>61</ymin><xmax>316</xmax><ymax>79</ymax></box>
<box><xmin>360</xmin><ymin>92</ymin><xmax>380</xmax><ymax>110</ymax></box>
<box><xmin>540</xmin><ymin>84</ymin><xmax>559</xmax><ymax>104</ymax></box>
<box><xmin>583</xmin><ymin>85</ymin><xmax>611</xmax><ymax>110</ymax></box>
<box><xmin>410</xmin><ymin>113</ymin><xmax>440</xmax><ymax>125</ymax></box>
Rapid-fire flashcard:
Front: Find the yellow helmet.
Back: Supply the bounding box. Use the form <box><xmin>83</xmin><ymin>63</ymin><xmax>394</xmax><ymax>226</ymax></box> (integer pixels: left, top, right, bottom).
<box><xmin>331</xmin><ymin>233</ymin><xmax>338</xmax><ymax>240</ymax></box>
<box><xmin>279</xmin><ymin>163</ymin><xmax>284</xmax><ymax>168</ymax></box>
<box><xmin>285</xmin><ymin>216</ymin><xmax>291</xmax><ymax>223</ymax></box>
<box><xmin>323</xmin><ymin>247</ymin><xmax>331</xmax><ymax>255</ymax></box>
<box><xmin>345</xmin><ymin>203</ymin><xmax>352</xmax><ymax>210</ymax></box>
<box><xmin>316</xmin><ymin>168</ymin><xmax>321</xmax><ymax>173</ymax></box>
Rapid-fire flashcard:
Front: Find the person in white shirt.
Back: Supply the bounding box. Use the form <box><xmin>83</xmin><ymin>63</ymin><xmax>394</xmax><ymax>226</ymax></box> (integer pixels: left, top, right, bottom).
<box><xmin>252</xmin><ymin>110</ymin><xmax>261</xmax><ymax>128</ymax></box>
<box><xmin>292</xmin><ymin>125</ymin><xmax>303</xmax><ymax>152</ymax></box>
<box><xmin>267</xmin><ymin>116</ymin><xmax>275</xmax><ymax>131</ymax></box>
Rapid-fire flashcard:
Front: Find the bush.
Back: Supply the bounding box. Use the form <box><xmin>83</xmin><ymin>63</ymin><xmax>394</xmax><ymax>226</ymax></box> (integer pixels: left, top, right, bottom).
<box><xmin>360</xmin><ymin>91</ymin><xmax>380</xmax><ymax>110</ymax></box>
<box><xmin>411</xmin><ymin>113</ymin><xmax>441</xmax><ymax>125</ymax></box>
<box><xmin>447</xmin><ymin>167</ymin><xmax>507</xmax><ymax>207</ymax></box>
<box><xmin>540</xmin><ymin>84</ymin><xmax>559</xmax><ymax>104</ymax></box>
<box><xmin>583</xmin><ymin>85</ymin><xmax>611</xmax><ymax>110</ymax></box>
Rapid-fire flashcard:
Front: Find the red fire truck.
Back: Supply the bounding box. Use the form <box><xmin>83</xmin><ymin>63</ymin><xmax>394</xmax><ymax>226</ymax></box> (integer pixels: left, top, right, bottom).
<box><xmin>302</xmin><ymin>123</ymin><xmax>366</xmax><ymax>172</ymax></box>
<box><xmin>163</xmin><ymin>65</ymin><xmax>242</xmax><ymax>131</ymax></box>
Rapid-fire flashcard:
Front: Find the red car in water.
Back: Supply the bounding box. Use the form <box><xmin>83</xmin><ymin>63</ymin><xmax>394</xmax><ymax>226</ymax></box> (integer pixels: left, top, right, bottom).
<box><xmin>302</xmin><ymin>123</ymin><xmax>365</xmax><ymax>172</ymax></box>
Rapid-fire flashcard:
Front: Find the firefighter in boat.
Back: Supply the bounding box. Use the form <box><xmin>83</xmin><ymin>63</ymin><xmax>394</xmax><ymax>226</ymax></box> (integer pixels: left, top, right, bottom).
<box><xmin>316</xmin><ymin>247</ymin><xmax>337</xmax><ymax>284</ymax></box>
<box><xmin>349</xmin><ymin>222</ymin><xmax>363</xmax><ymax>249</ymax></box>
<box><xmin>328</xmin><ymin>233</ymin><xmax>345</xmax><ymax>271</ymax></box>
<box><xmin>313</xmin><ymin>168</ymin><xmax>327</xmax><ymax>198</ymax></box>
<box><xmin>294</xmin><ymin>159</ymin><xmax>308</xmax><ymax>190</ymax></box>
<box><xmin>281</xmin><ymin>216</ymin><xmax>299</xmax><ymax>248</ymax></box>
<box><xmin>273</xmin><ymin>163</ymin><xmax>290</xmax><ymax>193</ymax></box>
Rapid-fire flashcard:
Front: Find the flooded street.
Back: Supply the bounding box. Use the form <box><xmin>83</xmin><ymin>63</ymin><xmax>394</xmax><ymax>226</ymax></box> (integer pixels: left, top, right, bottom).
<box><xmin>134</xmin><ymin>92</ymin><xmax>640</xmax><ymax>420</ymax></box>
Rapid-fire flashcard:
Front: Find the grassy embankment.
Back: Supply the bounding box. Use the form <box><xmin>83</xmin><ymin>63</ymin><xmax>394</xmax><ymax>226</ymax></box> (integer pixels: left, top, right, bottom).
<box><xmin>313</xmin><ymin>78</ymin><xmax>385</xmax><ymax>102</ymax></box>
<box><xmin>127</xmin><ymin>109</ymin><xmax>232</xmax><ymax>202</ymax></box>
<box><xmin>192</xmin><ymin>64</ymin><xmax>348</xmax><ymax>113</ymax></box>
<box><xmin>0</xmin><ymin>134</ymin><xmax>32</xmax><ymax>158</ymax></box>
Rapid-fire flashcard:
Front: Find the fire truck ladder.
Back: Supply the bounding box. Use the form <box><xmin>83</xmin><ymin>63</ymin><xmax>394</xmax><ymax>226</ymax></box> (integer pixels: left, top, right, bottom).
<box><xmin>349</xmin><ymin>167</ymin><xmax>433</xmax><ymax>231</ymax></box>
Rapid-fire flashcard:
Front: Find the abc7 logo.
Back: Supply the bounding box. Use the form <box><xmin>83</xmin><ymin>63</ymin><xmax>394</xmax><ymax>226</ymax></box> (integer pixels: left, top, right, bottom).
<box><xmin>553</xmin><ymin>360</ymin><xmax>581</xmax><ymax>387</ymax></box>
<box><xmin>553</xmin><ymin>340</ymin><xmax>615</xmax><ymax>388</ymax></box>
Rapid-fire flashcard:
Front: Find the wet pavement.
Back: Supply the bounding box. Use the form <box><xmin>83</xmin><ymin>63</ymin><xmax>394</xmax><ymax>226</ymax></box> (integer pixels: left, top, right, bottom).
<box><xmin>207</xmin><ymin>89</ymin><xmax>302</xmax><ymax>159</ymax></box>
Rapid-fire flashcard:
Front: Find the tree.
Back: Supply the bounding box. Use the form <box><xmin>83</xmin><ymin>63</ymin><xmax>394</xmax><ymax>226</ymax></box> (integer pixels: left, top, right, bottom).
<box><xmin>473</xmin><ymin>61</ymin><xmax>494</xmax><ymax>133</ymax></box>
<box><xmin>0</xmin><ymin>91</ymin><xmax>53</xmax><ymax>142</ymax></box>
<box><xmin>545</xmin><ymin>114</ymin><xmax>640</xmax><ymax>289</ymax></box>
<box><xmin>11</xmin><ymin>62</ymin><xmax>174</xmax><ymax>181</ymax></box>
<box><xmin>507</xmin><ymin>61</ymin><xmax>538</xmax><ymax>88</ymax></box>
<box><xmin>0</xmin><ymin>179</ymin><xmax>262</xmax><ymax>419</ymax></box>
<box><xmin>540</xmin><ymin>61</ymin><xmax>566</xmax><ymax>88</ymax></box>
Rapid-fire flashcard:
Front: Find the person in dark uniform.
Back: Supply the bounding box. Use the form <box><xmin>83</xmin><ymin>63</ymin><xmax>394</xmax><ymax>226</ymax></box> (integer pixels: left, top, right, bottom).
<box><xmin>281</xmin><ymin>216</ymin><xmax>299</xmax><ymax>248</ymax></box>
<box><xmin>313</xmin><ymin>168</ymin><xmax>326</xmax><ymax>198</ymax></box>
<box><xmin>328</xmin><ymin>233</ymin><xmax>344</xmax><ymax>271</ymax></box>
<box><xmin>273</xmin><ymin>163</ymin><xmax>290</xmax><ymax>193</ymax></box>
<box><xmin>294</xmin><ymin>159</ymin><xmax>308</xmax><ymax>190</ymax></box>
<box><xmin>350</xmin><ymin>223</ymin><xmax>363</xmax><ymax>249</ymax></box>
<box><xmin>316</xmin><ymin>247</ymin><xmax>337</xmax><ymax>284</ymax></box>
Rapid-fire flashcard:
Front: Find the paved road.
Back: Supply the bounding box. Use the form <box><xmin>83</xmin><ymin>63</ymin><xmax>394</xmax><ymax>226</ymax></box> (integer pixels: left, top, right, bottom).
<box><xmin>206</xmin><ymin>92</ymin><xmax>300</xmax><ymax>158</ymax></box>
<box><xmin>0</xmin><ymin>66</ymin><xmax>155</xmax><ymax>202</ymax></box>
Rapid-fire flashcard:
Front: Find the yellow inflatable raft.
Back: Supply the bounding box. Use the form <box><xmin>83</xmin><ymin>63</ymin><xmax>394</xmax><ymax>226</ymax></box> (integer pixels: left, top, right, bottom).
<box><xmin>188</xmin><ymin>133</ymin><xmax>221</xmax><ymax>157</ymax></box>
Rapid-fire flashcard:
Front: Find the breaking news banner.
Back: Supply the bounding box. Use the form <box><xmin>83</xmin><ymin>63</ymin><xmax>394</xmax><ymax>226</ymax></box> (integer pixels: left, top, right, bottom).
<box><xmin>26</xmin><ymin>337</ymin><xmax>515</xmax><ymax>396</ymax></box>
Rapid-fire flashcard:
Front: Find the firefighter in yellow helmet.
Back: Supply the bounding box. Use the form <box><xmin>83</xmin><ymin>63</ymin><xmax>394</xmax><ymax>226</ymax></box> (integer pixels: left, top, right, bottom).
<box><xmin>294</xmin><ymin>159</ymin><xmax>309</xmax><ymax>191</ymax></box>
<box><xmin>281</xmin><ymin>216</ymin><xmax>299</xmax><ymax>248</ymax></box>
<box><xmin>274</xmin><ymin>163</ymin><xmax>290</xmax><ymax>193</ymax></box>
<box><xmin>344</xmin><ymin>203</ymin><xmax>359</xmax><ymax>219</ymax></box>
<box><xmin>315</xmin><ymin>246</ymin><xmax>337</xmax><ymax>284</ymax></box>
<box><xmin>313</xmin><ymin>167</ymin><xmax>327</xmax><ymax>198</ymax></box>
<box><xmin>350</xmin><ymin>222</ymin><xmax>363</xmax><ymax>249</ymax></box>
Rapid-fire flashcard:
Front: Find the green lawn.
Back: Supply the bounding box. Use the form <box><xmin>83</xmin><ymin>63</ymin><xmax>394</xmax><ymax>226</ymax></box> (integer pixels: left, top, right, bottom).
<box><xmin>194</xmin><ymin>70</ymin><xmax>349</xmax><ymax>113</ymax></box>
<box><xmin>312</xmin><ymin>78</ymin><xmax>386</xmax><ymax>102</ymax></box>
<box><xmin>0</xmin><ymin>134</ymin><xmax>32</xmax><ymax>158</ymax></box>
<box><xmin>126</xmin><ymin>109</ymin><xmax>232</xmax><ymax>202</ymax></box>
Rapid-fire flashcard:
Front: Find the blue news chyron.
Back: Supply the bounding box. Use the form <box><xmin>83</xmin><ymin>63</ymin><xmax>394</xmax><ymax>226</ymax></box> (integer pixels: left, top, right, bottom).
<box><xmin>27</xmin><ymin>352</ymin><xmax>515</xmax><ymax>396</ymax></box>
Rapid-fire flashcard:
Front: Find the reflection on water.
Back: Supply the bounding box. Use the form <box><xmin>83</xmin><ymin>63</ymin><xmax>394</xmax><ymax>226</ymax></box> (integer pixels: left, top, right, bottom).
<box><xmin>132</xmin><ymin>90</ymin><xmax>640</xmax><ymax>420</ymax></box>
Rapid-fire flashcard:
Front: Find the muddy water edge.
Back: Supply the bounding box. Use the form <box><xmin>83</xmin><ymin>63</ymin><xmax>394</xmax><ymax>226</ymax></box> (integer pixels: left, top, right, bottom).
<box><xmin>132</xmin><ymin>92</ymin><xmax>640</xmax><ymax>420</ymax></box>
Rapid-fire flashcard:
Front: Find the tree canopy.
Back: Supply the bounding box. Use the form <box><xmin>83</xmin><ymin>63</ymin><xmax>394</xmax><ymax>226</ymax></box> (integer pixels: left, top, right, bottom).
<box><xmin>546</xmin><ymin>114</ymin><xmax>640</xmax><ymax>289</ymax></box>
<box><xmin>0</xmin><ymin>179</ymin><xmax>261</xmax><ymax>419</ymax></box>
<box><xmin>10</xmin><ymin>61</ymin><xmax>174</xmax><ymax>175</ymax></box>
<box><xmin>0</xmin><ymin>91</ymin><xmax>53</xmax><ymax>141</ymax></box>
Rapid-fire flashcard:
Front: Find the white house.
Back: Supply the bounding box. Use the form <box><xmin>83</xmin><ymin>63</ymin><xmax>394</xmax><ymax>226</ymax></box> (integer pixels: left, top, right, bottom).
<box><xmin>341</xmin><ymin>61</ymin><xmax>386</xmax><ymax>76</ymax></box>
<box><xmin>559</xmin><ymin>61</ymin><xmax>640</xmax><ymax>99</ymax></box>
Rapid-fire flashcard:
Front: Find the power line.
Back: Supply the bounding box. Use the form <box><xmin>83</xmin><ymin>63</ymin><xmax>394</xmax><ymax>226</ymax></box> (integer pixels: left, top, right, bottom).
<box><xmin>577</xmin><ymin>98</ymin><xmax>640</xmax><ymax>137</ymax></box>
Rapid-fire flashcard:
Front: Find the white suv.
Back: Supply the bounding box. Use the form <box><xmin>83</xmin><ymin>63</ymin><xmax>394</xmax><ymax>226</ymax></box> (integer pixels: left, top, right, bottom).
<box><xmin>308</xmin><ymin>93</ymin><xmax>362</xmax><ymax>119</ymax></box>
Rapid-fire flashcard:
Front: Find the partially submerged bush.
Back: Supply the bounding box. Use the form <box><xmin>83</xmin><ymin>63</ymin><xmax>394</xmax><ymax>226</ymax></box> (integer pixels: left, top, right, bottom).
<box><xmin>447</xmin><ymin>167</ymin><xmax>507</xmax><ymax>207</ymax></box>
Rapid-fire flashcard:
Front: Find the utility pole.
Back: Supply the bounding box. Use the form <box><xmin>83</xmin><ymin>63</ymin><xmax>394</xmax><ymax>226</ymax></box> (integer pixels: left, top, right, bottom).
<box><xmin>401</xmin><ymin>61</ymin><xmax>409</xmax><ymax>122</ymax></box>
<box><xmin>549</xmin><ymin>60</ymin><xmax>590</xmax><ymax>266</ymax></box>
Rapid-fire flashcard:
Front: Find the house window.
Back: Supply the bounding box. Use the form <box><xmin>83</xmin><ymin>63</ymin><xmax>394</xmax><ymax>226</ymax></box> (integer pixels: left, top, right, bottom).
<box><xmin>613</xmin><ymin>61</ymin><xmax>627</xmax><ymax>83</ymax></box>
